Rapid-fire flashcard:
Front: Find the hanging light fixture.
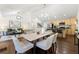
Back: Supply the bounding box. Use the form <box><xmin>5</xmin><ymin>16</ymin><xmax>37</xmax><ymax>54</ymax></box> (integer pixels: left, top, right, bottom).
<box><xmin>16</xmin><ymin>15</ymin><xmax>22</xmax><ymax>20</ymax></box>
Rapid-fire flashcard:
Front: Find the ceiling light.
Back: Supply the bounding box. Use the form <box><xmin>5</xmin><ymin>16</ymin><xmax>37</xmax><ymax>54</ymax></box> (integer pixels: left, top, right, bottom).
<box><xmin>16</xmin><ymin>15</ymin><xmax>22</xmax><ymax>20</ymax></box>
<box><xmin>54</xmin><ymin>16</ymin><xmax>57</xmax><ymax>19</ymax></box>
<box><xmin>64</xmin><ymin>14</ymin><xmax>66</xmax><ymax>17</ymax></box>
<box><xmin>0</xmin><ymin>12</ymin><xmax>2</xmax><ymax>17</ymax></box>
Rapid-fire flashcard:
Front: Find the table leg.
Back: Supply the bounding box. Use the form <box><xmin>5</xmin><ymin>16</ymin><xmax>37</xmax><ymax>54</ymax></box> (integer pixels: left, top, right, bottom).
<box><xmin>78</xmin><ymin>39</ymin><xmax>79</xmax><ymax>54</ymax></box>
<box><xmin>33</xmin><ymin>40</ymin><xmax>37</xmax><ymax>54</ymax></box>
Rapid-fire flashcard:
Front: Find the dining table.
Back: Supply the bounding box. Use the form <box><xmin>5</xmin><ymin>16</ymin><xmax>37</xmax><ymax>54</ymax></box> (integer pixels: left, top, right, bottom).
<box><xmin>21</xmin><ymin>30</ymin><xmax>53</xmax><ymax>53</ymax></box>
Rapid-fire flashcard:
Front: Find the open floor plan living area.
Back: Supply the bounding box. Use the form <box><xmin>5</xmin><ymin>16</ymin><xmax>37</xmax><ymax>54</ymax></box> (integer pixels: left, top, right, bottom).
<box><xmin>0</xmin><ymin>4</ymin><xmax>78</xmax><ymax>54</ymax></box>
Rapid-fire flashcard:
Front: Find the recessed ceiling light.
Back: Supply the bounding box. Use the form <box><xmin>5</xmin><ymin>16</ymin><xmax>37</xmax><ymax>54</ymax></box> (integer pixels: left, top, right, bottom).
<box><xmin>64</xmin><ymin>14</ymin><xmax>66</xmax><ymax>17</ymax></box>
<box><xmin>54</xmin><ymin>16</ymin><xmax>57</xmax><ymax>19</ymax></box>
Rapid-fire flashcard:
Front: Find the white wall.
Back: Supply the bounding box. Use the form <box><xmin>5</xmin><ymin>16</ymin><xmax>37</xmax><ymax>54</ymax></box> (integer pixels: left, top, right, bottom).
<box><xmin>0</xmin><ymin>14</ymin><xmax>9</xmax><ymax>31</ymax></box>
<box><xmin>0</xmin><ymin>12</ymin><xmax>42</xmax><ymax>30</ymax></box>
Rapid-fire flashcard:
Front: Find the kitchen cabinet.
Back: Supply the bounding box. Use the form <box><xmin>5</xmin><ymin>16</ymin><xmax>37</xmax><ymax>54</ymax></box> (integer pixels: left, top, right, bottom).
<box><xmin>49</xmin><ymin>17</ymin><xmax>76</xmax><ymax>35</ymax></box>
<box><xmin>0</xmin><ymin>40</ymin><xmax>15</xmax><ymax>54</ymax></box>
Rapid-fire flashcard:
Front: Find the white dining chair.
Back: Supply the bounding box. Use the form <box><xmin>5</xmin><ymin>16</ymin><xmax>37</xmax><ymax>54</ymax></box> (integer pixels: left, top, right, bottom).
<box><xmin>36</xmin><ymin>34</ymin><xmax>55</xmax><ymax>53</ymax></box>
<box><xmin>12</xmin><ymin>36</ymin><xmax>34</xmax><ymax>54</ymax></box>
<box><xmin>36</xmin><ymin>33</ymin><xmax>58</xmax><ymax>53</ymax></box>
<box><xmin>53</xmin><ymin>33</ymin><xmax>58</xmax><ymax>43</ymax></box>
<box><xmin>52</xmin><ymin>33</ymin><xmax>58</xmax><ymax>53</ymax></box>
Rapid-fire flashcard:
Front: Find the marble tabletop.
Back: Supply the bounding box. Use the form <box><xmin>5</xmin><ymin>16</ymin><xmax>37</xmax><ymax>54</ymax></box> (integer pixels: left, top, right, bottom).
<box><xmin>21</xmin><ymin>30</ymin><xmax>53</xmax><ymax>41</ymax></box>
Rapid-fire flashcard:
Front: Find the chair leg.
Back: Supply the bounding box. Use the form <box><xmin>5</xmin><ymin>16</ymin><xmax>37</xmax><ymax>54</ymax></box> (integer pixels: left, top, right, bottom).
<box><xmin>52</xmin><ymin>43</ymin><xmax>57</xmax><ymax>54</ymax></box>
<box><xmin>45</xmin><ymin>47</ymin><xmax>53</xmax><ymax>54</ymax></box>
<box><xmin>44</xmin><ymin>48</ymin><xmax>51</xmax><ymax>54</ymax></box>
<box><xmin>46</xmin><ymin>50</ymin><xmax>48</xmax><ymax>54</ymax></box>
<box><xmin>52</xmin><ymin>44</ymin><xmax>54</xmax><ymax>53</ymax></box>
<box><xmin>15</xmin><ymin>51</ymin><xmax>17</xmax><ymax>54</ymax></box>
<box><xmin>54</xmin><ymin>42</ymin><xmax>57</xmax><ymax>54</ymax></box>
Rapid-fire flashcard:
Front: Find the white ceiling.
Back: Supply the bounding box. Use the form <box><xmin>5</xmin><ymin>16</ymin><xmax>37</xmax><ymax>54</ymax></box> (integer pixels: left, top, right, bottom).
<box><xmin>0</xmin><ymin>4</ymin><xmax>78</xmax><ymax>20</ymax></box>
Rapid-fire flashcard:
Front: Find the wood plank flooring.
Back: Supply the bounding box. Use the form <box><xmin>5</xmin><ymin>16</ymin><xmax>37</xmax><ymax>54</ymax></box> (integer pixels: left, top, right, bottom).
<box><xmin>56</xmin><ymin>35</ymin><xmax>78</xmax><ymax>54</ymax></box>
<box><xmin>0</xmin><ymin>35</ymin><xmax>77</xmax><ymax>54</ymax></box>
<box><xmin>22</xmin><ymin>35</ymin><xmax>78</xmax><ymax>54</ymax></box>
<box><xmin>34</xmin><ymin>35</ymin><xmax>78</xmax><ymax>54</ymax></box>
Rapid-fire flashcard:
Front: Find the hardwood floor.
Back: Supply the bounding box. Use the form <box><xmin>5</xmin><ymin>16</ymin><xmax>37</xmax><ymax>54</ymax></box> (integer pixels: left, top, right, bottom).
<box><xmin>18</xmin><ymin>35</ymin><xmax>78</xmax><ymax>54</ymax></box>
<box><xmin>34</xmin><ymin>35</ymin><xmax>78</xmax><ymax>54</ymax></box>
<box><xmin>0</xmin><ymin>35</ymin><xmax>77</xmax><ymax>54</ymax></box>
<box><xmin>56</xmin><ymin>35</ymin><xmax>78</xmax><ymax>54</ymax></box>
<box><xmin>14</xmin><ymin>35</ymin><xmax>78</xmax><ymax>54</ymax></box>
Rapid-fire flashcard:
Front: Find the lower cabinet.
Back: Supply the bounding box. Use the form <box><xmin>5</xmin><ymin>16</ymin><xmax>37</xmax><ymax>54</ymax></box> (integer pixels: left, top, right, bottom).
<box><xmin>0</xmin><ymin>40</ymin><xmax>15</xmax><ymax>54</ymax></box>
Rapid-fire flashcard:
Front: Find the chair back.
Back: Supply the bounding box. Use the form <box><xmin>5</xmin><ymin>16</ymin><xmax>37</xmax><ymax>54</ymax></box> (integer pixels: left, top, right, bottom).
<box><xmin>52</xmin><ymin>33</ymin><xmax>58</xmax><ymax>43</ymax></box>
<box><xmin>12</xmin><ymin>36</ymin><xmax>23</xmax><ymax>52</ymax></box>
<box><xmin>45</xmin><ymin>34</ymin><xmax>55</xmax><ymax>49</ymax></box>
